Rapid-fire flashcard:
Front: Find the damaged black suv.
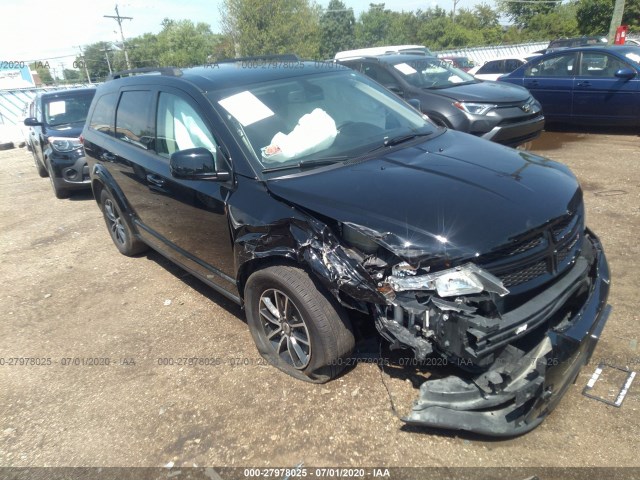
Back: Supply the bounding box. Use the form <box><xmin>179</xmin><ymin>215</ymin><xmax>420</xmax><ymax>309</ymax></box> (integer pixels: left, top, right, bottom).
<box><xmin>82</xmin><ymin>60</ymin><xmax>610</xmax><ymax>436</ymax></box>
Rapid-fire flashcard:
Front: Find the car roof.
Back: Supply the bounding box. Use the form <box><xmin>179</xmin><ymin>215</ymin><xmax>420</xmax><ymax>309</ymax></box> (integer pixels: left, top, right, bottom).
<box><xmin>542</xmin><ymin>45</ymin><xmax>640</xmax><ymax>56</ymax></box>
<box><xmin>367</xmin><ymin>54</ymin><xmax>438</xmax><ymax>65</ymax></box>
<box><xmin>99</xmin><ymin>61</ymin><xmax>351</xmax><ymax>93</ymax></box>
<box><xmin>40</xmin><ymin>87</ymin><xmax>96</xmax><ymax>100</ymax></box>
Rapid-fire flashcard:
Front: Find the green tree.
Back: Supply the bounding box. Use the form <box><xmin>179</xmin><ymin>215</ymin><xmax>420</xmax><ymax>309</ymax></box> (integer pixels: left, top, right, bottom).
<box><xmin>319</xmin><ymin>0</ymin><xmax>356</xmax><ymax>58</ymax></box>
<box><xmin>498</xmin><ymin>0</ymin><xmax>561</xmax><ymax>29</ymax></box>
<box><xmin>62</xmin><ymin>69</ymin><xmax>83</xmax><ymax>84</ymax></box>
<box><xmin>221</xmin><ymin>0</ymin><xmax>321</xmax><ymax>58</ymax></box>
<box><xmin>355</xmin><ymin>3</ymin><xmax>391</xmax><ymax>47</ymax></box>
<box><xmin>30</xmin><ymin>62</ymin><xmax>53</xmax><ymax>84</ymax></box>
<box><xmin>77</xmin><ymin>42</ymin><xmax>113</xmax><ymax>82</ymax></box>
<box><xmin>576</xmin><ymin>0</ymin><xmax>640</xmax><ymax>34</ymax></box>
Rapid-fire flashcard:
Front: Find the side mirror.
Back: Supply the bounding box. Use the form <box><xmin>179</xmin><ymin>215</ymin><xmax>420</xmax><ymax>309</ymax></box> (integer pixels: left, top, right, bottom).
<box><xmin>615</xmin><ymin>68</ymin><xmax>636</xmax><ymax>79</ymax></box>
<box><xmin>170</xmin><ymin>147</ymin><xmax>230</xmax><ymax>181</ymax></box>
<box><xmin>407</xmin><ymin>98</ymin><xmax>421</xmax><ymax>111</ymax></box>
<box><xmin>24</xmin><ymin>117</ymin><xmax>41</xmax><ymax>127</ymax></box>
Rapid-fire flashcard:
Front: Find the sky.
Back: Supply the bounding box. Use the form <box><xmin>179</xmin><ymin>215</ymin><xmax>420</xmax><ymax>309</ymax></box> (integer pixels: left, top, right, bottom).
<box><xmin>0</xmin><ymin>0</ymin><xmax>445</xmax><ymax>71</ymax></box>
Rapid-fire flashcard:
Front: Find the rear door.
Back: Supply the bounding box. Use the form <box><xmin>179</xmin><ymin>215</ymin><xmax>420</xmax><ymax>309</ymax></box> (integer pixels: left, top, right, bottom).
<box><xmin>522</xmin><ymin>52</ymin><xmax>578</xmax><ymax>120</ymax></box>
<box><xmin>572</xmin><ymin>51</ymin><xmax>640</xmax><ymax>125</ymax></box>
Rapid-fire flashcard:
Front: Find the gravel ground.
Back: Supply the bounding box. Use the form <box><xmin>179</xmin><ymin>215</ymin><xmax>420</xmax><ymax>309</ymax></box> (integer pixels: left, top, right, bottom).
<box><xmin>0</xmin><ymin>130</ymin><xmax>639</xmax><ymax>476</ymax></box>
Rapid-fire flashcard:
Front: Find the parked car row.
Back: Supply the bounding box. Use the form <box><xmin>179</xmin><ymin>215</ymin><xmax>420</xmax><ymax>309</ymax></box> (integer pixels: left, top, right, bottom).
<box><xmin>499</xmin><ymin>45</ymin><xmax>640</xmax><ymax>127</ymax></box>
<box><xmin>23</xmin><ymin>88</ymin><xmax>96</xmax><ymax>198</ymax></box>
<box><xmin>25</xmin><ymin>54</ymin><xmax>612</xmax><ymax>437</ymax></box>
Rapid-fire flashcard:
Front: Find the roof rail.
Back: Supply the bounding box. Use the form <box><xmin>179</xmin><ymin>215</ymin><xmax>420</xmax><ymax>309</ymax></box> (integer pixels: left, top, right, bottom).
<box><xmin>107</xmin><ymin>67</ymin><xmax>182</xmax><ymax>80</ymax></box>
<box><xmin>216</xmin><ymin>54</ymin><xmax>300</xmax><ymax>64</ymax></box>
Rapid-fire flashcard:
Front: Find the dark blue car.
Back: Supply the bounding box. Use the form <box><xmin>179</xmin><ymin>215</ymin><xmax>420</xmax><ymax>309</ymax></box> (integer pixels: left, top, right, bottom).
<box><xmin>499</xmin><ymin>45</ymin><xmax>640</xmax><ymax>127</ymax></box>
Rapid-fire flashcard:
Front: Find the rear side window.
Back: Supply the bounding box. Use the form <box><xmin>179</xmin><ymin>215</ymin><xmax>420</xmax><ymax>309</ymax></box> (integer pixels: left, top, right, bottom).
<box><xmin>115</xmin><ymin>91</ymin><xmax>153</xmax><ymax>150</ymax></box>
<box><xmin>89</xmin><ymin>93</ymin><xmax>117</xmax><ymax>136</ymax></box>
<box><xmin>477</xmin><ymin>60</ymin><xmax>502</xmax><ymax>74</ymax></box>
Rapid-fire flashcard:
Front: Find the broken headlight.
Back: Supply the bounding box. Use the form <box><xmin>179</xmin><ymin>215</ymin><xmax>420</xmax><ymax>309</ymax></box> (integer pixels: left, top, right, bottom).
<box><xmin>388</xmin><ymin>263</ymin><xmax>509</xmax><ymax>297</ymax></box>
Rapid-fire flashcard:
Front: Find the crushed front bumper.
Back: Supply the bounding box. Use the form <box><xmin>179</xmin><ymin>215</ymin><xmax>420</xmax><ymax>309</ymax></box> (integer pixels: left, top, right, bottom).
<box><xmin>402</xmin><ymin>232</ymin><xmax>610</xmax><ymax>436</ymax></box>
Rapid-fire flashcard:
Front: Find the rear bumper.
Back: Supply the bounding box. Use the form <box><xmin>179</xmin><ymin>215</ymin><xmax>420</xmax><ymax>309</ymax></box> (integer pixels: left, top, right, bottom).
<box><xmin>403</xmin><ymin>231</ymin><xmax>610</xmax><ymax>436</ymax></box>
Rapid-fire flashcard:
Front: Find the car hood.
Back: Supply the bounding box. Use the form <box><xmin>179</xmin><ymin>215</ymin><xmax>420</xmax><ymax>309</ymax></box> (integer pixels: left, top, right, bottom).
<box><xmin>266</xmin><ymin>131</ymin><xmax>581</xmax><ymax>265</ymax></box>
<box><xmin>427</xmin><ymin>80</ymin><xmax>529</xmax><ymax>103</ymax></box>
<box><xmin>45</xmin><ymin>122</ymin><xmax>84</xmax><ymax>139</ymax></box>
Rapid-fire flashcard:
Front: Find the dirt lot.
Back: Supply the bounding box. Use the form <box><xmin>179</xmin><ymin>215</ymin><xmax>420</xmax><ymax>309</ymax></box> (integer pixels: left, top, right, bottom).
<box><xmin>1</xmin><ymin>130</ymin><xmax>639</xmax><ymax>475</ymax></box>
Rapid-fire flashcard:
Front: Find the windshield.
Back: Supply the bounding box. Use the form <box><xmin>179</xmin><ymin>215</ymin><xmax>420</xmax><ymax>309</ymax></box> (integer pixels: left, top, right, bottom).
<box><xmin>44</xmin><ymin>93</ymin><xmax>94</xmax><ymax>127</ymax></box>
<box><xmin>390</xmin><ymin>58</ymin><xmax>477</xmax><ymax>89</ymax></box>
<box><xmin>210</xmin><ymin>70</ymin><xmax>433</xmax><ymax>172</ymax></box>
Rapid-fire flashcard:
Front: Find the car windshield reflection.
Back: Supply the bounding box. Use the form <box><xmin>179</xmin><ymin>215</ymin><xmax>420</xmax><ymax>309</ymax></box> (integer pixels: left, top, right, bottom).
<box><xmin>210</xmin><ymin>71</ymin><xmax>433</xmax><ymax>172</ymax></box>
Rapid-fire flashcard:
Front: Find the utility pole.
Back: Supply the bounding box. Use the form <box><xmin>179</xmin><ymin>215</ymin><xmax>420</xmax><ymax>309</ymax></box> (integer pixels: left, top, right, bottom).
<box><xmin>74</xmin><ymin>45</ymin><xmax>93</xmax><ymax>84</ymax></box>
<box><xmin>100</xmin><ymin>46</ymin><xmax>113</xmax><ymax>75</ymax></box>
<box><xmin>452</xmin><ymin>0</ymin><xmax>461</xmax><ymax>23</ymax></box>
<box><xmin>58</xmin><ymin>63</ymin><xmax>66</xmax><ymax>82</ymax></box>
<box><xmin>608</xmin><ymin>0</ymin><xmax>626</xmax><ymax>43</ymax></box>
<box><xmin>104</xmin><ymin>5</ymin><xmax>132</xmax><ymax>70</ymax></box>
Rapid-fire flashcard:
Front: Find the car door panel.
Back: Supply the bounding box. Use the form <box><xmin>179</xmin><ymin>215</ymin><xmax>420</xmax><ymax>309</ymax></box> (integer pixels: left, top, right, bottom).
<box><xmin>121</xmin><ymin>87</ymin><xmax>238</xmax><ymax>296</ymax></box>
<box><xmin>523</xmin><ymin>53</ymin><xmax>577</xmax><ymax>120</ymax></box>
<box><xmin>572</xmin><ymin>52</ymin><xmax>640</xmax><ymax>124</ymax></box>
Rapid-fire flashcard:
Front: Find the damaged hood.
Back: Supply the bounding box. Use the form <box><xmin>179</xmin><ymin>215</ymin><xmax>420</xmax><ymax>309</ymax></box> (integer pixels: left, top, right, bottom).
<box><xmin>266</xmin><ymin>130</ymin><xmax>581</xmax><ymax>265</ymax></box>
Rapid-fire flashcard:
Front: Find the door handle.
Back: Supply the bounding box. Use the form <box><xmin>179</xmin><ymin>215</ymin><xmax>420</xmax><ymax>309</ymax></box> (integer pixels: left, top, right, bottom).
<box><xmin>146</xmin><ymin>174</ymin><xmax>165</xmax><ymax>187</ymax></box>
<box><xmin>146</xmin><ymin>174</ymin><xmax>169</xmax><ymax>194</ymax></box>
<box><xmin>526</xmin><ymin>80</ymin><xmax>539</xmax><ymax>87</ymax></box>
<box><xmin>101</xmin><ymin>152</ymin><xmax>116</xmax><ymax>162</ymax></box>
<box><xmin>576</xmin><ymin>81</ymin><xmax>591</xmax><ymax>87</ymax></box>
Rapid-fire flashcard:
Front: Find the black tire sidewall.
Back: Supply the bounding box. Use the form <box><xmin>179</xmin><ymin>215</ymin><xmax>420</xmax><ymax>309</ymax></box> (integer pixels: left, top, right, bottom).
<box><xmin>99</xmin><ymin>189</ymin><xmax>143</xmax><ymax>256</ymax></box>
<box><xmin>245</xmin><ymin>267</ymin><xmax>352</xmax><ymax>383</ymax></box>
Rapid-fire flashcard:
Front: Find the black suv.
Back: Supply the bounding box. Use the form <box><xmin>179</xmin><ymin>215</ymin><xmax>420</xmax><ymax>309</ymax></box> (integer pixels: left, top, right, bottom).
<box><xmin>82</xmin><ymin>60</ymin><xmax>609</xmax><ymax>436</ymax></box>
<box><xmin>24</xmin><ymin>88</ymin><xmax>96</xmax><ymax>198</ymax></box>
<box><xmin>338</xmin><ymin>54</ymin><xmax>544</xmax><ymax>147</ymax></box>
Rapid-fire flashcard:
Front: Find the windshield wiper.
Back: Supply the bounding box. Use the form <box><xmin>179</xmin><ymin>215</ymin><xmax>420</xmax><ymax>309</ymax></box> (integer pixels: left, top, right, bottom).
<box><xmin>383</xmin><ymin>131</ymin><xmax>433</xmax><ymax>147</ymax></box>
<box><xmin>262</xmin><ymin>157</ymin><xmax>346</xmax><ymax>174</ymax></box>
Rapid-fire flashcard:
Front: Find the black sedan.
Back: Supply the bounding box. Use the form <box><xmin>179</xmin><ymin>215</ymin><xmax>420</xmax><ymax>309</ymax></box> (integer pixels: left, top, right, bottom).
<box><xmin>499</xmin><ymin>45</ymin><xmax>640</xmax><ymax>127</ymax></box>
<box><xmin>338</xmin><ymin>54</ymin><xmax>544</xmax><ymax>147</ymax></box>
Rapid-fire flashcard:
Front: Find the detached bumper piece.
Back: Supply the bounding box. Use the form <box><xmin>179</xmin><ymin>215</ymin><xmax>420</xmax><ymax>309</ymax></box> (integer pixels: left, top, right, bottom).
<box><xmin>403</xmin><ymin>232</ymin><xmax>610</xmax><ymax>436</ymax></box>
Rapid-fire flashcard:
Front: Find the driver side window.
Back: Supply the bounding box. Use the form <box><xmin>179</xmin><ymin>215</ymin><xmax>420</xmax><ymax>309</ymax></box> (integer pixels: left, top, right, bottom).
<box><xmin>156</xmin><ymin>92</ymin><xmax>218</xmax><ymax>162</ymax></box>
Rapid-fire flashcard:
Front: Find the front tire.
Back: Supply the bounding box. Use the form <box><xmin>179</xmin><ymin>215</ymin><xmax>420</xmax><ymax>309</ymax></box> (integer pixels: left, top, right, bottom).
<box><xmin>245</xmin><ymin>265</ymin><xmax>355</xmax><ymax>383</ymax></box>
<box><xmin>47</xmin><ymin>161</ymin><xmax>69</xmax><ymax>199</ymax></box>
<box><xmin>99</xmin><ymin>189</ymin><xmax>148</xmax><ymax>256</ymax></box>
<box><xmin>34</xmin><ymin>152</ymin><xmax>48</xmax><ymax>178</ymax></box>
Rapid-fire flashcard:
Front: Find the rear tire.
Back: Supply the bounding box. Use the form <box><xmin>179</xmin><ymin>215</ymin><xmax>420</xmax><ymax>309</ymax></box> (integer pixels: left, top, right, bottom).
<box><xmin>99</xmin><ymin>189</ymin><xmax>148</xmax><ymax>256</ymax></box>
<box><xmin>245</xmin><ymin>265</ymin><xmax>355</xmax><ymax>383</ymax></box>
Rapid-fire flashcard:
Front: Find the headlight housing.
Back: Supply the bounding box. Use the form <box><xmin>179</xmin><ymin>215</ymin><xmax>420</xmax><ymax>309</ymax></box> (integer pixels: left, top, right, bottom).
<box><xmin>388</xmin><ymin>263</ymin><xmax>509</xmax><ymax>297</ymax></box>
<box><xmin>49</xmin><ymin>137</ymin><xmax>82</xmax><ymax>153</ymax></box>
<box><xmin>453</xmin><ymin>102</ymin><xmax>497</xmax><ymax>116</ymax></box>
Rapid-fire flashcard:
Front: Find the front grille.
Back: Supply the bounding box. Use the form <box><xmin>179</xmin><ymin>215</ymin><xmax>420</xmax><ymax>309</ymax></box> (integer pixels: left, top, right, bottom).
<box><xmin>501</xmin><ymin>260</ymin><xmax>548</xmax><ymax>287</ymax></box>
<box><xmin>481</xmin><ymin>210</ymin><xmax>583</xmax><ymax>290</ymax></box>
<box><xmin>497</xmin><ymin>111</ymin><xmax>544</xmax><ymax>126</ymax></box>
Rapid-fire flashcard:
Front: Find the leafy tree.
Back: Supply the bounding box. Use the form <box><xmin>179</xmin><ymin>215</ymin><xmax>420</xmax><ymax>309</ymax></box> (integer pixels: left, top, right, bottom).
<box><xmin>498</xmin><ymin>0</ymin><xmax>561</xmax><ymax>29</ymax></box>
<box><xmin>576</xmin><ymin>0</ymin><xmax>640</xmax><ymax>34</ymax></box>
<box><xmin>319</xmin><ymin>0</ymin><xmax>356</xmax><ymax>58</ymax></box>
<box><xmin>30</xmin><ymin>62</ymin><xmax>53</xmax><ymax>84</ymax></box>
<box><xmin>62</xmin><ymin>69</ymin><xmax>83</xmax><ymax>83</ymax></box>
<box><xmin>355</xmin><ymin>3</ymin><xmax>392</xmax><ymax>47</ymax></box>
<box><xmin>76</xmin><ymin>42</ymin><xmax>113</xmax><ymax>82</ymax></box>
<box><xmin>523</xmin><ymin>3</ymin><xmax>578</xmax><ymax>40</ymax></box>
<box><xmin>221</xmin><ymin>0</ymin><xmax>321</xmax><ymax>58</ymax></box>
